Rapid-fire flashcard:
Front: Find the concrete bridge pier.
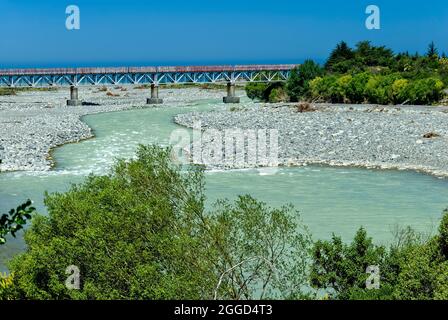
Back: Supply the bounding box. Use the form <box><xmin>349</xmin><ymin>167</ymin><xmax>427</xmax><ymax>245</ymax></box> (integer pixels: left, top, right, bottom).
<box><xmin>147</xmin><ymin>84</ymin><xmax>163</xmax><ymax>104</ymax></box>
<box><xmin>223</xmin><ymin>82</ymin><xmax>240</xmax><ymax>103</ymax></box>
<box><xmin>67</xmin><ymin>86</ymin><xmax>82</xmax><ymax>106</ymax></box>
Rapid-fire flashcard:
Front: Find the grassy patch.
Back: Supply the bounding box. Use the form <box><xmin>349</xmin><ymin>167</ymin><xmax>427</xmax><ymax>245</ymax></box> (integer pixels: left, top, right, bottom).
<box><xmin>0</xmin><ymin>87</ymin><xmax>58</xmax><ymax>96</ymax></box>
<box><xmin>134</xmin><ymin>83</ymin><xmax>243</xmax><ymax>90</ymax></box>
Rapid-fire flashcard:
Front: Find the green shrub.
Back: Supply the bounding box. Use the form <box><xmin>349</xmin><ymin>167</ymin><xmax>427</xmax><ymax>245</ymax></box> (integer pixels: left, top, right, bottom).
<box><xmin>309</xmin><ymin>77</ymin><xmax>323</xmax><ymax>100</ymax></box>
<box><xmin>309</xmin><ymin>72</ymin><xmax>444</xmax><ymax>105</ymax></box>
<box><xmin>391</xmin><ymin>210</ymin><xmax>448</xmax><ymax>299</ymax></box>
<box><xmin>364</xmin><ymin>74</ymin><xmax>401</xmax><ymax>105</ymax></box>
<box><xmin>245</xmin><ymin>82</ymin><xmax>269</xmax><ymax>101</ymax></box>
<box><xmin>310</xmin><ymin>228</ymin><xmax>391</xmax><ymax>300</ymax></box>
<box><xmin>0</xmin><ymin>87</ymin><xmax>58</xmax><ymax>96</ymax></box>
<box><xmin>354</xmin><ymin>41</ymin><xmax>395</xmax><ymax>69</ymax></box>
<box><xmin>310</xmin><ymin>209</ymin><xmax>448</xmax><ymax>300</ymax></box>
<box><xmin>325</xmin><ymin>41</ymin><xmax>394</xmax><ymax>74</ymax></box>
<box><xmin>268</xmin><ymin>86</ymin><xmax>289</xmax><ymax>103</ymax></box>
<box><xmin>310</xmin><ymin>76</ymin><xmax>341</xmax><ymax>103</ymax></box>
<box><xmin>364</xmin><ymin>75</ymin><xmax>445</xmax><ymax>105</ymax></box>
<box><xmin>286</xmin><ymin>60</ymin><xmax>323</xmax><ymax>102</ymax></box>
<box><xmin>325</xmin><ymin>41</ymin><xmax>355</xmax><ymax>73</ymax></box>
<box><xmin>4</xmin><ymin>145</ymin><xmax>312</xmax><ymax>300</ymax></box>
<box><xmin>245</xmin><ymin>82</ymin><xmax>287</xmax><ymax>102</ymax></box>
<box><xmin>0</xmin><ymin>88</ymin><xmax>17</xmax><ymax>96</ymax></box>
<box><xmin>345</xmin><ymin>72</ymin><xmax>371</xmax><ymax>103</ymax></box>
<box><xmin>391</xmin><ymin>79</ymin><xmax>410</xmax><ymax>104</ymax></box>
<box><xmin>406</xmin><ymin>77</ymin><xmax>445</xmax><ymax>105</ymax></box>
<box><xmin>0</xmin><ymin>273</ymin><xmax>15</xmax><ymax>300</ymax></box>
<box><xmin>283</xmin><ymin>41</ymin><xmax>448</xmax><ymax>104</ymax></box>
<box><xmin>335</xmin><ymin>75</ymin><xmax>353</xmax><ymax>103</ymax></box>
<box><xmin>310</xmin><ymin>73</ymin><xmax>371</xmax><ymax>104</ymax></box>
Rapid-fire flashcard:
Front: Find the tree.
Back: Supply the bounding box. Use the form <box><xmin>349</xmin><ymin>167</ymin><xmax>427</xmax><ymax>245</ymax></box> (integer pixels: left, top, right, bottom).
<box><xmin>310</xmin><ymin>228</ymin><xmax>390</xmax><ymax>299</ymax></box>
<box><xmin>0</xmin><ymin>200</ymin><xmax>35</xmax><ymax>245</ymax></box>
<box><xmin>252</xmin><ymin>40</ymin><xmax>447</xmax><ymax>105</ymax></box>
<box><xmin>427</xmin><ymin>41</ymin><xmax>439</xmax><ymax>58</ymax></box>
<box><xmin>393</xmin><ymin>209</ymin><xmax>448</xmax><ymax>300</ymax></box>
<box><xmin>245</xmin><ymin>82</ymin><xmax>269</xmax><ymax>101</ymax></box>
<box><xmin>209</xmin><ymin>196</ymin><xmax>312</xmax><ymax>299</ymax></box>
<box><xmin>268</xmin><ymin>86</ymin><xmax>289</xmax><ymax>103</ymax></box>
<box><xmin>3</xmin><ymin>145</ymin><xmax>312</xmax><ymax>300</ymax></box>
<box><xmin>438</xmin><ymin>210</ymin><xmax>448</xmax><ymax>257</ymax></box>
<box><xmin>354</xmin><ymin>41</ymin><xmax>394</xmax><ymax>68</ymax></box>
<box><xmin>406</xmin><ymin>77</ymin><xmax>445</xmax><ymax>105</ymax></box>
<box><xmin>286</xmin><ymin>60</ymin><xmax>323</xmax><ymax>102</ymax></box>
<box><xmin>245</xmin><ymin>82</ymin><xmax>288</xmax><ymax>102</ymax></box>
<box><xmin>325</xmin><ymin>41</ymin><xmax>396</xmax><ymax>73</ymax></box>
<box><xmin>325</xmin><ymin>41</ymin><xmax>355</xmax><ymax>73</ymax></box>
<box><xmin>309</xmin><ymin>209</ymin><xmax>448</xmax><ymax>300</ymax></box>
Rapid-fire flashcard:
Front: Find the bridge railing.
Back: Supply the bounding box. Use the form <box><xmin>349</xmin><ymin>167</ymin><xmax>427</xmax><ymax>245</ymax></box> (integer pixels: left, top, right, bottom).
<box><xmin>0</xmin><ymin>64</ymin><xmax>298</xmax><ymax>89</ymax></box>
<box><xmin>0</xmin><ymin>64</ymin><xmax>297</xmax><ymax>76</ymax></box>
<box><xmin>0</xmin><ymin>64</ymin><xmax>299</xmax><ymax>104</ymax></box>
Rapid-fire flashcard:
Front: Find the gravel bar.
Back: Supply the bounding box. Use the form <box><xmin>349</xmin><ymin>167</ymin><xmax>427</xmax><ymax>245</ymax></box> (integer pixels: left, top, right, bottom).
<box><xmin>174</xmin><ymin>103</ymin><xmax>448</xmax><ymax>178</ymax></box>
<box><xmin>0</xmin><ymin>86</ymin><xmax>226</xmax><ymax>171</ymax></box>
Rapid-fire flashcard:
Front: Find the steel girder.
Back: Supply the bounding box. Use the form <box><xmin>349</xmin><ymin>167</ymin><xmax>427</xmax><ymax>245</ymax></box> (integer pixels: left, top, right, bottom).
<box><xmin>0</xmin><ymin>70</ymin><xmax>291</xmax><ymax>88</ymax></box>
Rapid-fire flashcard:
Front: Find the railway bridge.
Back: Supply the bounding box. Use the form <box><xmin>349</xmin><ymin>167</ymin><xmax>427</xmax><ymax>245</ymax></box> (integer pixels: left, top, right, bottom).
<box><xmin>0</xmin><ymin>64</ymin><xmax>296</xmax><ymax>105</ymax></box>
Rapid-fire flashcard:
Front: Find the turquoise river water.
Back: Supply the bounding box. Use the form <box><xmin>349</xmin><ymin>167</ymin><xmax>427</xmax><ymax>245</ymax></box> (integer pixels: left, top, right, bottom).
<box><xmin>1</xmin><ymin>98</ymin><xmax>448</xmax><ymax>271</ymax></box>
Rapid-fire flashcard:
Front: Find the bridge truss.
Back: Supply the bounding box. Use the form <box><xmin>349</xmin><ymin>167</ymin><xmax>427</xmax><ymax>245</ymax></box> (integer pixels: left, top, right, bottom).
<box><xmin>0</xmin><ymin>65</ymin><xmax>296</xmax><ymax>88</ymax></box>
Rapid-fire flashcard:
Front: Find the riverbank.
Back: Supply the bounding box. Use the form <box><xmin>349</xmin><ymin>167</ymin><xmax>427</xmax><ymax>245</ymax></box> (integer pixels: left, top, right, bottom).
<box><xmin>2</xmin><ymin>87</ymin><xmax>448</xmax><ymax>178</ymax></box>
<box><xmin>174</xmin><ymin>103</ymin><xmax>448</xmax><ymax>178</ymax></box>
<box><xmin>3</xmin><ymin>90</ymin><xmax>448</xmax><ymax>271</ymax></box>
<box><xmin>0</xmin><ymin>86</ymin><xmax>229</xmax><ymax>172</ymax></box>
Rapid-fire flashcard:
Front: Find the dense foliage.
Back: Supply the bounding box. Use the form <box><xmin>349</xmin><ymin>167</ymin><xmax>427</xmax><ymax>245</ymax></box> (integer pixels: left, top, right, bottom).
<box><xmin>1</xmin><ymin>145</ymin><xmax>311</xmax><ymax>300</ymax></box>
<box><xmin>310</xmin><ymin>210</ymin><xmax>448</xmax><ymax>300</ymax></box>
<box><xmin>0</xmin><ymin>87</ymin><xmax>57</xmax><ymax>96</ymax></box>
<box><xmin>2</xmin><ymin>145</ymin><xmax>448</xmax><ymax>300</ymax></box>
<box><xmin>325</xmin><ymin>41</ymin><xmax>395</xmax><ymax>74</ymax></box>
<box><xmin>286</xmin><ymin>60</ymin><xmax>323</xmax><ymax>102</ymax></box>
<box><xmin>310</xmin><ymin>73</ymin><xmax>445</xmax><ymax>105</ymax></box>
<box><xmin>245</xmin><ymin>82</ymin><xmax>288</xmax><ymax>103</ymax></box>
<box><xmin>246</xmin><ymin>41</ymin><xmax>448</xmax><ymax>105</ymax></box>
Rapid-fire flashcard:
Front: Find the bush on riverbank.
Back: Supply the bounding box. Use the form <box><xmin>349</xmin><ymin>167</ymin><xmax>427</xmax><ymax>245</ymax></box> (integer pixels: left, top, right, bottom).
<box><xmin>2</xmin><ymin>145</ymin><xmax>448</xmax><ymax>300</ymax></box>
<box><xmin>286</xmin><ymin>60</ymin><xmax>324</xmax><ymax>102</ymax></box>
<box><xmin>268</xmin><ymin>86</ymin><xmax>289</xmax><ymax>102</ymax></box>
<box><xmin>2</xmin><ymin>145</ymin><xmax>312</xmax><ymax>300</ymax></box>
<box><xmin>245</xmin><ymin>82</ymin><xmax>288</xmax><ymax>102</ymax></box>
<box><xmin>311</xmin><ymin>209</ymin><xmax>448</xmax><ymax>300</ymax></box>
<box><xmin>309</xmin><ymin>73</ymin><xmax>445</xmax><ymax>105</ymax></box>
<box><xmin>0</xmin><ymin>87</ymin><xmax>57</xmax><ymax>96</ymax></box>
<box><xmin>0</xmin><ymin>273</ymin><xmax>15</xmax><ymax>299</ymax></box>
<box><xmin>245</xmin><ymin>82</ymin><xmax>269</xmax><ymax>100</ymax></box>
<box><xmin>246</xmin><ymin>41</ymin><xmax>448</xmax><ymax>105</ymax></box>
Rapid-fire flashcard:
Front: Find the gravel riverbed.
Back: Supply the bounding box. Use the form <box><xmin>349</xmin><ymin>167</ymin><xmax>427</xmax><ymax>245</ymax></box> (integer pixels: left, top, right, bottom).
<box><xmin>1</xmin><ymin>86</ymin><xmax>448</xmax><ymax>178</ymax></box>
<box><xmin>174</xmin><ymin>103</ymin><xmax>448</xmax><ymax>178</ymax></box>
<box><xmin>0</xmin><ymin>86</ymin><xmax>226</xmax><ymax>171</ymax></box>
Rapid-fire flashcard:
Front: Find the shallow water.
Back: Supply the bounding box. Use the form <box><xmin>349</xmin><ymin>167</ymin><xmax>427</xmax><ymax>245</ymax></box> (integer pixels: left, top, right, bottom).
<box><xmin>1</xmin><ymin>98</ymin><xmax>447</xmax><ymax>271</ymax></box>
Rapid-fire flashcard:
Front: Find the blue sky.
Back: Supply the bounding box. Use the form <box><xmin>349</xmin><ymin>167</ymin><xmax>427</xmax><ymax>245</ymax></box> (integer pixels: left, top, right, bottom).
<box><xmin>0</xmin><ymin>0</ymin><xmax>447</xmax><ymax>67</ymax></box>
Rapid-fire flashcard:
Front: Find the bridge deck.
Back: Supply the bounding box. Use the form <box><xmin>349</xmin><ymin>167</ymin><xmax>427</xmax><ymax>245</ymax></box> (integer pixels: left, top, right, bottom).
<box><xmin>0</xmin><ymin>64</ymin><xmax>296</xmax><ymax>76</ymax></box>
<box><xmin>0</xmin><ymin>64</ymin><xmax>297</xmax><ymax>87</ymax></box>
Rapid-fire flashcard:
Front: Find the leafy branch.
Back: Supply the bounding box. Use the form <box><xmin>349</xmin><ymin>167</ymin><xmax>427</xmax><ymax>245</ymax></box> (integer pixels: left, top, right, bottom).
<box><xmin>0</xmin><ymin>200</ymin><xmax>35</xmax><ymax>245</ymax></box>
